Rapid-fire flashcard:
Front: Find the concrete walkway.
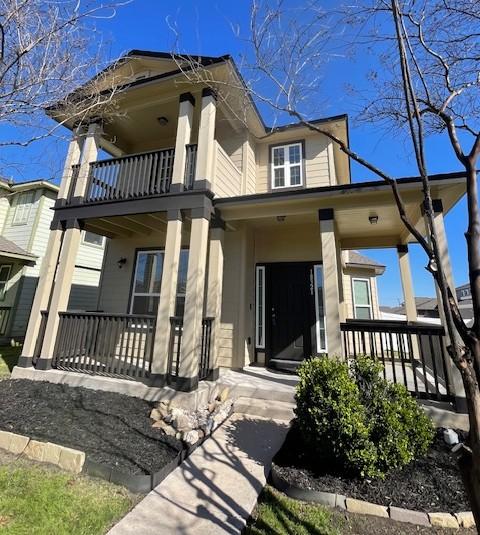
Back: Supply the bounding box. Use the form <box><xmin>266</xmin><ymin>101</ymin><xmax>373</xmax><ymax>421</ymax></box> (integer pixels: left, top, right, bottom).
<box><xmin>108</xmin><ymin>414</ymin><xmax>289</xmax><ymax>535</ymax></box>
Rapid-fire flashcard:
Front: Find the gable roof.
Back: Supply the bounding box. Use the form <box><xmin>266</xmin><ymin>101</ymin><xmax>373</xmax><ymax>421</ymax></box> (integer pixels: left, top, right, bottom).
<box><xmin>0</xmin><ymin>236</ymin><xmax>36</xmax><ymax>263</ymax></box>
<box><xmin>345</xmin><ymin>251</ymin><xmax>385</xmax><ymax>275</ymax></box>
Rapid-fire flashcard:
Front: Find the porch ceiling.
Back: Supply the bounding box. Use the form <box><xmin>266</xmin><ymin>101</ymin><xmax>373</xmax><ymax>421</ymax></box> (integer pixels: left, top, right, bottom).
<box><xmin>216</xmin><ymin>174</ymin><xmax>466</xmax><ymax>249</ymax></box>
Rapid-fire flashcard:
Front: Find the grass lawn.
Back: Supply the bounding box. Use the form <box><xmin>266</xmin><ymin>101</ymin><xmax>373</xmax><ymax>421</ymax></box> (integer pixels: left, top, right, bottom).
<box><xmin>0</xmin><ymin>345</ymin><xmax>21</xmax><ymax>378</ymax></box>
<box><xmin>246</xmin><ymin>486</ymin><xmax>476</xmax><ymax>534</ymax></box>
<box><xmin>0</xmin><ymin>456</ymin><xmax>137</xmax><ymax>535</ymax></box>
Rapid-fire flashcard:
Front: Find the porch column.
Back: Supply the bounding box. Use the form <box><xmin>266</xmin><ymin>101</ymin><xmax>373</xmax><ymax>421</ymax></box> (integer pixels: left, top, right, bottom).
<box><xmin>397</xmin><ymin>244</ymin><xmax>417</xmax><ymax>321</ymax></box>
<box><xmin>319</xmin><ymin>209</ymin><xmax>342</xmax><ymax>356</ymax></box>
<box><xmin>177</xmin><ymin>207</ymin><xmax>211</xmax><ymax>390</ymax></box>
<box><xmin>17</xmin><ymin>220</ymin><xmax>65</xmax><ymax>367</ymax></box>
<box><xmin>36</xmin><ymin>220</ymin><xmax>83</xmax><ymax>368</ymax></box>
<box><xmin>71</xmin><ymin>121</ymin><xmax>101</xmax><ymax>202</ymax></box>
<box><xmin>151</xmin><ymin>209</ymin><xmax>183</xmax><ymax>384</ymax></box>
<box><xmin>205</xmin><ymin>220</ymin><xmax>225</xmax><ymax>377</ymax></box>
<box><xmin>194</xmin><ymin>88</ymin><xmax>217</xmax><ymax>190</ymax></box>
<box><xmin>170</xmin><ymin>93</ymin><xmax>195</xmax><ymax>193</ymax></box>
<box><xmin>56</xmin><ymin>125</ymin><xmax>86</xmax><ymax>206</ymax></box>
<box><xmin>423</xmin><ymin>199</ymin><xmax>465</xmax><ymax>410</ymax></box>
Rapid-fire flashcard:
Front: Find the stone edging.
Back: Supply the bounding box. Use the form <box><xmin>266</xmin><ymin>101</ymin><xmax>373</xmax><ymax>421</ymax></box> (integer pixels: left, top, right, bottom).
<box><xmin>270</xmin><ymin>464</ymin><xmax>475</xmax><ymax>529</ymax></box>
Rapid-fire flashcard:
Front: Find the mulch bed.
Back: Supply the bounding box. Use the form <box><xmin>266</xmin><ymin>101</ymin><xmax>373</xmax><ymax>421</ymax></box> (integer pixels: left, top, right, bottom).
<box><xmin>0</xmin><ymin>379</ymin><xmax>184</xmax><ymax>475</ymax></box>
<box><xmin>273</xmin><ymin>424</ymin><xmax>470</xmax><ymax>513</ymax></box>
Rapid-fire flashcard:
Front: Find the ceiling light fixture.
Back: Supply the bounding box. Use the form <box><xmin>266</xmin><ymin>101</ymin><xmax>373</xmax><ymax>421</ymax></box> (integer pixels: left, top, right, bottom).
<box><xmin>157</xmin><ymin>116</ymin><xmax>169</xmax><ymax>126</ymax></box>
<box><xmin>369</xmin><ymin>215</ymin><xmax>379</xmax><ymax>225</ymax></box>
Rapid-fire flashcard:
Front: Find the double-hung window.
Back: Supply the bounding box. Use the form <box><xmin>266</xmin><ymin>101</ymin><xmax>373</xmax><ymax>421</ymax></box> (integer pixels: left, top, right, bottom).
<box><xmin>83</xmin><ymin>231</ymin><xmax>105</xmax><ymax>248</ymax></box>
<box><xmin>0</xmin><ymin>265</ymin><xmax>11</xmax><ymax>301</ymax></box>
<box><xmin>352</xmin><ymin>278</ymin><xmax>373</xmax><ymax>319</ymax></box>
<box><xmin>130</xmin><ymin>249</ymin><xmax>189</xmax><ymax>317</ymax></box>
<box><xmin>271</xmin><ymin>142</ymin><xmax>303</xmax><ymax>189</ymax></box>
<box><xmin>13</xmin><ymin>192</ymin><xmax>35</xmax><ymax>225</ymax></box>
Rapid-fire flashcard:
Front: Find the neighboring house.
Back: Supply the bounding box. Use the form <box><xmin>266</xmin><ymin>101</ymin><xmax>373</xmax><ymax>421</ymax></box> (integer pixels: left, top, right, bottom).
<box><xmin>382</xmin><ymin>283</ymin><xmax>474</xmax><ymax>321</ymax></box>
<box><xmin>0</xmin><ymin>179</ymin><xmax>105</xmax><ymax>342</ymax></box>
<box><xmin>15</xmin><ymin>51</ymin><xmax>466</xmax><ymax>405</ymax></box>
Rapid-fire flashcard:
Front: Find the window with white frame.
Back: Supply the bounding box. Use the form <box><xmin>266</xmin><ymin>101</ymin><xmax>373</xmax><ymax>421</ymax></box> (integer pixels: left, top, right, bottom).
<box><xmin>352</xmin><ymin>278</ymin><xmax>373</xmax><ymax>319</ymax></box>
<box><xmin>271</xmin><ymin>142</ymin><xmax>303</xmax><ymax>189</ymax></box>
<box><xmin>83</xmin><ymin>231</ymin><xmax>105</xmax><ymax>247</ymax></box>
<box><xmin>313</xmin><ymin>264</ymin><xmax>327</xmax><ymax>352</ymax></box>
<box><xmin>0</xmin><ymin>265</ymin><xmax>11</xmax><ymax>301</ymax></box>
<box><xmin>255</xmin><ymin>266</ymin><xmax>265</xmax><ymax>348</ymax></box>
<box><xmin>13</xmin><ymin>191</ymin><xmax>35</xmax><ymax>225</ymax></box>
<box><xmin>130</xmin><ymin>249</ymin><xmax>189</xmax><ymax>316</ymax></box>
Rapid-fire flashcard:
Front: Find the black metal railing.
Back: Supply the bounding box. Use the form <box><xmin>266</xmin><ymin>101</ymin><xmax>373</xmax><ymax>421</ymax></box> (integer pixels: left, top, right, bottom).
<box><xmin>184</xmin><ymin>144</ymin><xmax>197</xmax><ymax>190</ymax></box>
<box><xmin>341</xmin><ymin>319</ymin><xmax>453</xmax><ymax>401</ymax></box>
<box><xmin>32</xmin><ymin>310</ymin><xmax>48</xmax><ymax>365</ymax></box>
<box><xmin>168</xmin><ymin>316</ymin><xmax>214</xmax><ymax>381</ymax></box>
<box><xmin>68</xmin><ymin>148</ymin><xmax>175</xmax><ymax>204</ymax></box>
<box><xmin>0</xmin><ymin>306</ymin><xmax>11</xmax><ymax>336</ymax></box>
<box><xmin>52</xmin><ymin>312</ymin><xmax>155</xmax><ymax>380</ymax></box>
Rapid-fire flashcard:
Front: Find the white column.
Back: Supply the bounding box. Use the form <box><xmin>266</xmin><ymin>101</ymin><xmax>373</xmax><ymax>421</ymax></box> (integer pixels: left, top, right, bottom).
<box><xmin>194</xmin><ymin>88</ymin><xmax>217</xmax><ymax>190</ymax></box>
<box><xmin>206</xmin><ymin>223</ymin><xmax>225</xmax><ymax>374</ymax></box>
<box><xmin>424</xmin><ymin>199</ymin><xmax>465</xmax><ymax>409</ymax></box>
<box><xmin>72</xmin><ymin>121</ymin><xmax>101</xmax><ymax>201</ymax></box>
<box><xmin>319</xmin><ymin>209</ymin><xmax>342</xmax><ymax>357</ymax></box>
<box><xmin>171</xmin><ymin>93</ymin><xmax>195</xmax><ymax>192</ymax></box>
<box><xmin>151</xmin><ymin>210</ymin><xmax>183</xmax><ymax>382</ymax></box>
<box><xmin>397</xmin><ymin>244</ymin><xmax>417</xmax><ymax>322</ymax></box>
<box><xmin>57</xmin><ymin>126</ymin><xmax>86</xmax><ymax>204</ymax></box>
<box><xmin>177</xmin><ymin>208</ymin><xmax>211</xmax><ymax>390</ymax></box>
<box><xmin>36</xmin><ymin>221</ymin><xmax>83</xmax><ymax>367</ymax></box>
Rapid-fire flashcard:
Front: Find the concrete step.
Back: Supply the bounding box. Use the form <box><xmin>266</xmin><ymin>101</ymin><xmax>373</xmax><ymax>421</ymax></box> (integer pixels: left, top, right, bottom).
<box><xmin>234</xmin><ymin>396</ymin><xmax>295</xmax><ymax>421</ymax></box>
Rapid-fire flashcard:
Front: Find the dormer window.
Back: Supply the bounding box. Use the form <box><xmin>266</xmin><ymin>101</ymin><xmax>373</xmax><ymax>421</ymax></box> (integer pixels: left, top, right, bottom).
<box><xmin>271</xmin><ymin>142</ymin><xmax>303</xmax><ymax>189</ymax></box>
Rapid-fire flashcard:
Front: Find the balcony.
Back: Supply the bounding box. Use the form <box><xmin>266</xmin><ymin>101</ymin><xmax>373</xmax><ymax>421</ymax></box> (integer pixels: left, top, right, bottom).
<box><xmin>67</xmin><ymin>144</ymin><xmax>197</xmax><ymax>205</ymax></box>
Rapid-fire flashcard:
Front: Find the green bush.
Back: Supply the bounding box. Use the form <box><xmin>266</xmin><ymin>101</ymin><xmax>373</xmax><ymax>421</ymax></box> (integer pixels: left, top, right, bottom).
<box><xmin>294</xmin><ymin>355</ymin><xmax>434</xmax><ymax>479</ymax></box>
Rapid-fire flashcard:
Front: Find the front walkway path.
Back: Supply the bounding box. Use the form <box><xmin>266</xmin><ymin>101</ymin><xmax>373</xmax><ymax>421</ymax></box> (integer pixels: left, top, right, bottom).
<box><xmin>108</xmin><ymin>414</ymin><xmax>289</xmax><ymax>535</ymax></box>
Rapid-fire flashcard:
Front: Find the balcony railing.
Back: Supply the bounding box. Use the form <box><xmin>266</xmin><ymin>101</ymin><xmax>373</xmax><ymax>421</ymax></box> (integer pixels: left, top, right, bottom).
<box><xmin>51</xmin><ymin>312</ymin><xmax>155</xmax><ymax>380</ymax></box>
<box><xmin>168</xmin><ymin>316</ymin><xmax>214</xmax><ymax>382</ymax></box>
<box><xmin>341</xmin><ymin>319</ymin><xmax>452</xmax><ymax>402</ymax></box>
<box><xmin>66</xmin><ymin>143</ymin><xmax>199</xmax><ymax>205</ymax></box>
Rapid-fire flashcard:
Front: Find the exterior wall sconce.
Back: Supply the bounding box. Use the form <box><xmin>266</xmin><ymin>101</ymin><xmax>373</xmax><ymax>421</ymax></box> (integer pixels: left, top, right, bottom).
<box><xmin>157</xmin><ymin>116</ymin><xmax>169</xmax><ymax>126</ymax></box>
<box><xmin>117</xmin><ymin>257</ymin><xmax>127</xmax><ymax>269</ymax></box>
<box><xmin>369</xmin><ymin>215</ymin><xmax>379</xmax><ymax>225</ymax></box>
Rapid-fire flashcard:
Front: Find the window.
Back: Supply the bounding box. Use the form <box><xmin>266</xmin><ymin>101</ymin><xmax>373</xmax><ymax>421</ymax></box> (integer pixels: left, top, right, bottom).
<box><xmin>352</xmin><ymin>278</ymin><xmax>373</xmax><ymax>319</ymax></box>
<box><xmin>313</xmin><ymin>265</ymin><xmax>327</xmax><ymax>352</ymax></box>
<box><xmin>13</xmin><ymin>192</ymin><xmax>35</xmax><ymax>225</ymax></box>
<box><xmin>129</xmin><ymin>249</ymin><xmax>189</xmax><ymax>316</ymax></box>
<box><xmin>0</xmin><ymin>265</ymin><xmax>11</xmax><ymax>301</ymax></box>
<box><xmin>130</xmin><ymin>250</ymin><xmax>164</xmax><ymax>315</ymax></box>
<box><xmin>83</xmin><ymin>231</ymin><xmax>105</xmax><ymax>247</ymax></box>
<box><xmin>271</xmin><ymin>142</ymin><xmax>303</xmax><ymax>189</ymax></box>
<box><xmin>255</xmin><ymin>266</ymin><xmax>266</xmax><ymax>348</ymax></box>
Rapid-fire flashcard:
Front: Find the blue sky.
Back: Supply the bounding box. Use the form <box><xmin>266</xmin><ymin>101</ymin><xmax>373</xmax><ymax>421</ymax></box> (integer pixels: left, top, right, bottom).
<box><xmin>1</xmin><ymin>0</ymin><xmax>471</xmax><ymax>306</ymax></box>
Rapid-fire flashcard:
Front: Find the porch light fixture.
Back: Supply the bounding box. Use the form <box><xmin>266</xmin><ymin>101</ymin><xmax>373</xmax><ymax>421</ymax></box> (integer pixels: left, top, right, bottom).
<box><xmin>157</xmin><ymin>116</ymin><xmax>169</xmax><ymax>126</ymax></box>
<box><xmin>369</xmin><ymin>215</ymin><xmax>379</xmax><ymax>225</ymax></box>
<box><xmin>276</xmin><ymin>215</ymin><xmax>286</xmax><ymax>222</ymax></box>
<box><xmin>117</xmin><ymin>257</ymin><xmax>127</xmax><ymax>269</ymax></box>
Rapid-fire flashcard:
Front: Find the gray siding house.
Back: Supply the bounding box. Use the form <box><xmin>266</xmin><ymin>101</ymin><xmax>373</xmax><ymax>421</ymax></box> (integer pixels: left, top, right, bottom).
<box><xmin>0</xmin><ymin>179</ymin><xmax>105</xmax><ymax>341</ymax></box>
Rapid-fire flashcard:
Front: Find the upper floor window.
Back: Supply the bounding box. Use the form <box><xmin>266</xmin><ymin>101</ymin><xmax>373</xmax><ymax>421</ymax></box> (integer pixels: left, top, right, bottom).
<box><xmin>271</xmin><ymin>142</ymin><xmax>303</xmax><ymax>189</ymax></box>
<box><xmin>352</xmin><ymin>278</ymin><xmax>373</xmax><ymax>319</ymax></box>
<box><xmin>83</xmin><ymin>231</ymin><xmax>105</xmax><ymax>248</ymax></box>
<box><xmin>13</xmin><ymin>191</ymin><xmax>35</xmax><ymax>225</ymax></box>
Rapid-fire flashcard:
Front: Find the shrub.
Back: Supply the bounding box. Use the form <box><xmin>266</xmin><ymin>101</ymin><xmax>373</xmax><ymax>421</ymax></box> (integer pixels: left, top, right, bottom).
<box><xmin>294</xmin><ymin>356</ymin><xmax>435</xmax><ymax>479</ymax></box>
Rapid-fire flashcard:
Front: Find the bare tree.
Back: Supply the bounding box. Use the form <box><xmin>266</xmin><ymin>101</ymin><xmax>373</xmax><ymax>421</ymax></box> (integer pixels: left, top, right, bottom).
<box><xmin>0</xmin><ymin>0</ymin><xmax>128</xmax><ymax>178</ymax></box>
<box><xmin>170</xmin><ymin>0</ymin><xmax>480</xmax><ymax>522</ymax></box>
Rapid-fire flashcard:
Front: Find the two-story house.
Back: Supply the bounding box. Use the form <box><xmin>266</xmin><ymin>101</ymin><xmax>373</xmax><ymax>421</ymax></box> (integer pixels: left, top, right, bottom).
<box><xmin>0</xmin><ymin>179</ymin><xmax>105</xmax><ymax>343</ymax></box>
<box><xmin>13</xmin><ymin>51</ymin><xmax>467</xmax><ymax>409</ymax></box>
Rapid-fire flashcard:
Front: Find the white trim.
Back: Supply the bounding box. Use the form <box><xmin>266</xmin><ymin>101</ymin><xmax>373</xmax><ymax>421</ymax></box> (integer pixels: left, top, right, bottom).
<box><xmin>271</xmin><ymin>142</ymin><xmax>303</xmax><ymax>189</ymax></box>
<box><xmin>0</xmin><ymin>264</ymin><xmax>11</xmax><ymax>301</ymax></box>
<box><xmin>12</xmin><ymin>191</ymin><xmax>35</xmax><ymax>226</ymax></box>
<box><xmin>129</xmin><ymin>249</ymin><xmax>163</xmax><ymax>315</ymax></box>
<box><xmin>313</xmin><ymin>264</ymin><xmax>327</xmax><ymax>353</ymax></box>
<box><xmin>352</xmin><ymin>277</ymin><xmax>373</xmax><ymax>319</ymax></box>
<box><xmin>255</xmin><ymin>265</ymin><xmax>266</xmax><ymax>348</ymax></box>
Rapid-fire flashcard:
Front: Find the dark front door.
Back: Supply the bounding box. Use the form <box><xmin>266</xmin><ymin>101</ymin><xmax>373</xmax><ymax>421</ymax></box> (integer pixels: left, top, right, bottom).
<box><xmin>267</xmin><ymin>263</ymin><xmax>315</xmax><ymax>370</ymax></box>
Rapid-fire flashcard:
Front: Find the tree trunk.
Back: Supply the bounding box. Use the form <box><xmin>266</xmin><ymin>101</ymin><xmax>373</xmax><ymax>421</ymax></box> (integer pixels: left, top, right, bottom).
<box><xmin>458</xmin><ymin>355</ymin><xmax>480</xmax><ymax>530</ymax></box>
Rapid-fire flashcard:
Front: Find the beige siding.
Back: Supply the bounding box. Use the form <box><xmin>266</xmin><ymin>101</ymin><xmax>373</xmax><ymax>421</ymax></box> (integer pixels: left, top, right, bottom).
<box><xmin>343</xmin><ymin>267</ymin><xmax>381</xmax><ymax>320</ymax></box>
<box><xmin>244</xmin><ymin>135</ymin><xmax>256</xmax><ymax>195</ymax></box>
<box><xmin>0</xmin><ymin>196</ymin><xmax>10</xmax><ymax>233</ymax></box>
<box><xmin>256</xmin><ymin>133</ymin><xmax>331</xmax><ymax>193</ymax></box>
<box><xmin>213</xmin><ymin>142</ymin><xmax>242</xmax><ymax>198</ymax></box>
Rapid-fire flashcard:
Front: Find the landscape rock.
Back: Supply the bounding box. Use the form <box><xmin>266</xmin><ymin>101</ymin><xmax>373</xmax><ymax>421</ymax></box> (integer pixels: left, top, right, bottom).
<box><xmin>183</xmin><ymin>430</ymin><xmax>200</xmax><ymax>445</ymax></box>
<box><xmin>428</xmin><ymin>512</ymin><xmax>459</xmax><ymax>528</ymax></box>
<box><xmin>152</xmin><ymin>420</ymin><xmax>176</xmax><ymax>437</ymax></box>
<box><xmin>389</xmin><ymin>506</ymin><xmax>430</xmax><ymax>526</ymax></box>
<box><xmin>150</xmin><ymin>408</ymin><xmax>163</xmax><ymax>422</ymax></box>
<box><xmin>217</xmin><ymin>387</ymin><xmax>230</xmax><ymax>403</ymax></box>
<box><xmin>455</xmin><ymin>512</ymin><xmax>475</xmax><ymax>528</ymax></box>
<box><xmin>57</xmin><ymin>446</ymin><xmax>85</xmax><ymax>473</ymax></box>
<box><xmin>24</xmin><ymin>440</ymin><xmax>45</xmax><ymax>462</ymax></box>
<box><xmin>346</xmin><ymin>498</ymin><xmax>388</xmax><ymax>518</ymax></box>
